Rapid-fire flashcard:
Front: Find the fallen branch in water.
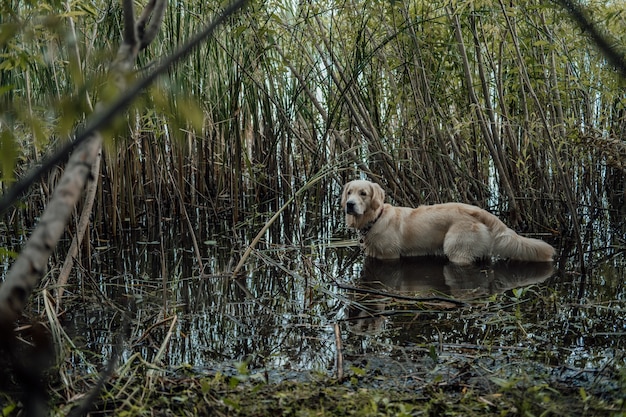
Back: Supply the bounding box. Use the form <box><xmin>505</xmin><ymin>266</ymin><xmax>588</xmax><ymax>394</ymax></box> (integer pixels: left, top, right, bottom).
<box><xmin>335</xmin><ymin>282</ymin><xmax>469</xmax><ymax>307</ymax></box>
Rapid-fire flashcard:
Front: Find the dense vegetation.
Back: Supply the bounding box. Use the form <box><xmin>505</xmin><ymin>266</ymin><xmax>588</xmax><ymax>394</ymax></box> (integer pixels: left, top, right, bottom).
<box><xmin>0</xmin><ymin>0</ymin><xmax>625</xmax><ymax>415</ymax></box>
<box><xmin>2</xmin><ymin>0</ymin><xmax>625</xmax><ymax>236</ymax></box>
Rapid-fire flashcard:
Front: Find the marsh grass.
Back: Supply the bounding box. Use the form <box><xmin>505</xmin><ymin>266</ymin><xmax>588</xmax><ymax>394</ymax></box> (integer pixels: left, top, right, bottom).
<box><xmin>48</xmin><ymin>369</ymin><xmax>621</xmax><ymax>416</ymax></box>
<box><xmin>4</xmin><ymin>0</ymin><xmax>625</xmax><ymax>260</ymax></box>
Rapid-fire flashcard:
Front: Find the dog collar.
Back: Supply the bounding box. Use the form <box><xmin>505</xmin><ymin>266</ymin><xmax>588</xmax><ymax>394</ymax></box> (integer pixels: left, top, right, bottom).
<box><xmin>358</xmin><ymin>207</ymin><xmax>384</xmax><ymax>241</ymax></box>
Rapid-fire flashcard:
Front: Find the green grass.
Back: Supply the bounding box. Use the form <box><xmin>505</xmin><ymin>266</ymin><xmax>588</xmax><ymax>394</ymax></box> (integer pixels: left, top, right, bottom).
<box><xmin>48</xmin><ymin>365</ymin><xmax>624</xmax><ymax>417</ymax></box>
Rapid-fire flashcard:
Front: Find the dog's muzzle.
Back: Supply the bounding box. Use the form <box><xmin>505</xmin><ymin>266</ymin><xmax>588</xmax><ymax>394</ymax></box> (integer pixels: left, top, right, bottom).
<box><xmin>345</xmin><ymin>200</ymin><xmax>359</xmax><ymax>215</ymax></box>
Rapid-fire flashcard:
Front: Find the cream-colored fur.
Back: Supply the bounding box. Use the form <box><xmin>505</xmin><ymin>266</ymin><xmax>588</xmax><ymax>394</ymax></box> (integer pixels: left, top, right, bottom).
<box><xmin>341</xmin><ymin>180</ymin><xmax>555</xmax><ymax>265</ymax></box>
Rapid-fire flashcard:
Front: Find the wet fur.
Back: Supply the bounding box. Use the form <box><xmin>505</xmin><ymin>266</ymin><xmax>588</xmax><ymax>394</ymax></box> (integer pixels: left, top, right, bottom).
<box><xmin>341</xmin><ymin>180</ymin><xmax>555</xmax><ymax>265</ymax></box>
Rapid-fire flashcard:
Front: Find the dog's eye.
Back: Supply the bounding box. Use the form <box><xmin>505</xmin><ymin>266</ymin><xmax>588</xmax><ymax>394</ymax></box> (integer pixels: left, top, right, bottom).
<box><xmin>360</xmin><ymin>190</ymin><xmax>367</xmax><ymax>196</ymax></box>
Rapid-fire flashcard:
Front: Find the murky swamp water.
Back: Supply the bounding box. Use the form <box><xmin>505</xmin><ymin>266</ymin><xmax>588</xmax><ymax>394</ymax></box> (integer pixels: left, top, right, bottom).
<box><xmin>5</xmin><ymin>201</ymin><xmax>626</xmax><ymax>398</ymax></box>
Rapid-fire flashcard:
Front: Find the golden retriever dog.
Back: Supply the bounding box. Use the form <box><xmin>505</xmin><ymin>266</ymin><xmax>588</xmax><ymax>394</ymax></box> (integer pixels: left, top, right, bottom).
<box><xmin>341</xmin><ymin>180</ymin><xmax>555</xmax><ymax>265</ymax></box>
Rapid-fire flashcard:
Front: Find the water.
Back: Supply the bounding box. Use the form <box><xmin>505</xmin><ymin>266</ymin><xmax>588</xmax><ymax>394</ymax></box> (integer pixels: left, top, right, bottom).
<box><xmin>0</xmin><ymin>193</ymin><xmax>622</xmax><ymax>401</ymax></box>
<box><xmin>41</xmin><ymin>208</ymin><xmax>625</xmax><ymax>389</ymax></box>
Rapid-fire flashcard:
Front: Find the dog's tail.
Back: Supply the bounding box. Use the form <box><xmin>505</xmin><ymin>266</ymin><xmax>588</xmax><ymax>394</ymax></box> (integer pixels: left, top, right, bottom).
<box><xmin>492</xmin><ymin>227</ymin><xmax>555</xmax><ymax>262</ymax></box>
<box><xmin>474</xmin><ymin>210</ymin><xmax>554</xmax><ymax>262</ymax></box>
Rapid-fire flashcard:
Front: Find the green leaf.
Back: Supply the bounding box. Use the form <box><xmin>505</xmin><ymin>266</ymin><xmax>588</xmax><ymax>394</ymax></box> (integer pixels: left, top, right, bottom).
<box><xmin>349</xmin><ymin>365</ymin><xmax>367</xmax><ymax>376</ymax></box>
<box><xmin>0</xmin><ymin>129</ymin><xmax>18</xmax><ymax>183</ymax></box>
<box><xmin>0</xmin><ymin>23</ymin><xmax>20</xmax><ymax>47</ymax></box>
<box><xmin>428</xmin><ymin>344</ymin><xmax>439</xmax><ymax>362</ymax></box>
<box><xmin>2</xmin><ymin>402</ymin><xmax>16</xmax><ymax>416</ymax></box>
<box><xmin>175</xmin><ymin>97</ymin><xmax>205</xmax><ymax>134</ymax></box>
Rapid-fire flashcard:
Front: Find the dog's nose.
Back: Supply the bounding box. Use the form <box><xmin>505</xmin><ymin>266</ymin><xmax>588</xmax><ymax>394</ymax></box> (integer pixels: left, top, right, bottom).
<box><xmin>346</xmin><ymin>201</ymin><xmax>356</xmax><ymax>214</ymax></box>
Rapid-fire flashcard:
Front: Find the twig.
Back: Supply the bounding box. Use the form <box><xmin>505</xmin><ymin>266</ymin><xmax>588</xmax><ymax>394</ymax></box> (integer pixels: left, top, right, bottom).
<box><xmin>336</xmin><ymin>282</ymin><xmax>469</xmax><ymax>307</ymax></box>
<box><xmin>137</xmin><ymin>0</ymin><xmax>168</xmax><ymax>50</ymax></box>
<box><xmin>231</xmin><ymin>167</ymin><xmax>332</xmax><ymax>276</ymax></box>
<box><xmin>556</xmin><ymin>0</ymin><xmax>626</xmax><ymax>78</ymax></box>
<box><xmin>67</xmin><ymin>318</ymin><xmax>128</xmax><ymax>417</ymax></box>
<box><xmin>146</xmin><ymin>314</ymin><xmax>178</xmax><ymax>390</ymax></box>
<box><xmin>342</xmin><ymin>309</ymin><xmax>462</xmax><ymax>322</ymax></box>
<box><xmin>152</xmin><ymin>314</ymin><xmax>177</xmax><ymax>365</ymax></box>
<box><xmin>166</xmin><ymin>167</ymin><xmax>203</xmax><ymax>272</ymax></box>
<box><xmin>133</xmin><ymin>315</ymin><xmax>176</xmax><ymax>346</ymax></box>
<box><xmin>333</xmin><ymin>323</ymin><xmax>344</xmax><ymax>382</ymax></box>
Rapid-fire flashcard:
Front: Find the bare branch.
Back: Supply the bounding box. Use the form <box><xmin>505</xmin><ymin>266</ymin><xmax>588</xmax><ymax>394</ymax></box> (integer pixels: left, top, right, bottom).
<box><xmin>122</xmin><ymin>0</ymin><xmax>138</xmax><ymax>47</ymax></box>
<box><xmin>138</xmin><ymin>0</ymin><xmax>168</xmax><ymax>50</ymax></box>
<box><xmin>556</xmin><ymin>0</ymin><xmax>626</xmax><ymax>78</ymax></box>
<box><xmin>0</xmin><ymin>132</ymin><xmax>101</xmax><ymax>325</ymax></box>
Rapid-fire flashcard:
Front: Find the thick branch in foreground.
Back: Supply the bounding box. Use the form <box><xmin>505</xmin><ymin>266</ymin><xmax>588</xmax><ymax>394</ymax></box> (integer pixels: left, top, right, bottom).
<box><xmin>0</xmin><ymin>132</ymin><xmax>101</xmax><ymax>325</ymax></box>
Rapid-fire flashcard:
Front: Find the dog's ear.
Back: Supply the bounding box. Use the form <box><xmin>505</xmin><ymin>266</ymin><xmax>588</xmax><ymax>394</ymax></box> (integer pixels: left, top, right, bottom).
<box><xmin>340</xmin><ymin>182</ymin><xmax>350</xmax><ymax>208</ymax></box>
<box><xmin>370</xmin><ymin>183</ymin><xmax>385</xmax><ymax>210</ymax></box>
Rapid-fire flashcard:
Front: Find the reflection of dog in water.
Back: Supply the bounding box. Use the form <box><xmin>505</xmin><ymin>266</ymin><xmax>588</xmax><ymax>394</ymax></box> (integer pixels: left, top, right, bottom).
<box><xmin>360</xmin><ymin>257</ymin><xmax>555</xmax><ymax>297</ymax></box>
<box><xmin>347</xmin><ymin>257</ymin><xmax>555</xmax><ymax>330</ymax></box>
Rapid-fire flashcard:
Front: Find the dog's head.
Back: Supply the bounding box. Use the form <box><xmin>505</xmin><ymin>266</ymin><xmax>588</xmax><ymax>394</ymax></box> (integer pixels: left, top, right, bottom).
<box><xmin>341</xmin><ymin>180</ymin><xmax>385</xmax><ymax>229</ymax></box>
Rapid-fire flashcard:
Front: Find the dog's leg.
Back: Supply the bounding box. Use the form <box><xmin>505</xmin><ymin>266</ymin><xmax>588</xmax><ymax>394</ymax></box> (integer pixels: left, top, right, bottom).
<box><xmin>443</xmin><ymin>222</ymin><xmax>491</xmax><ymax>265</ymax></box>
